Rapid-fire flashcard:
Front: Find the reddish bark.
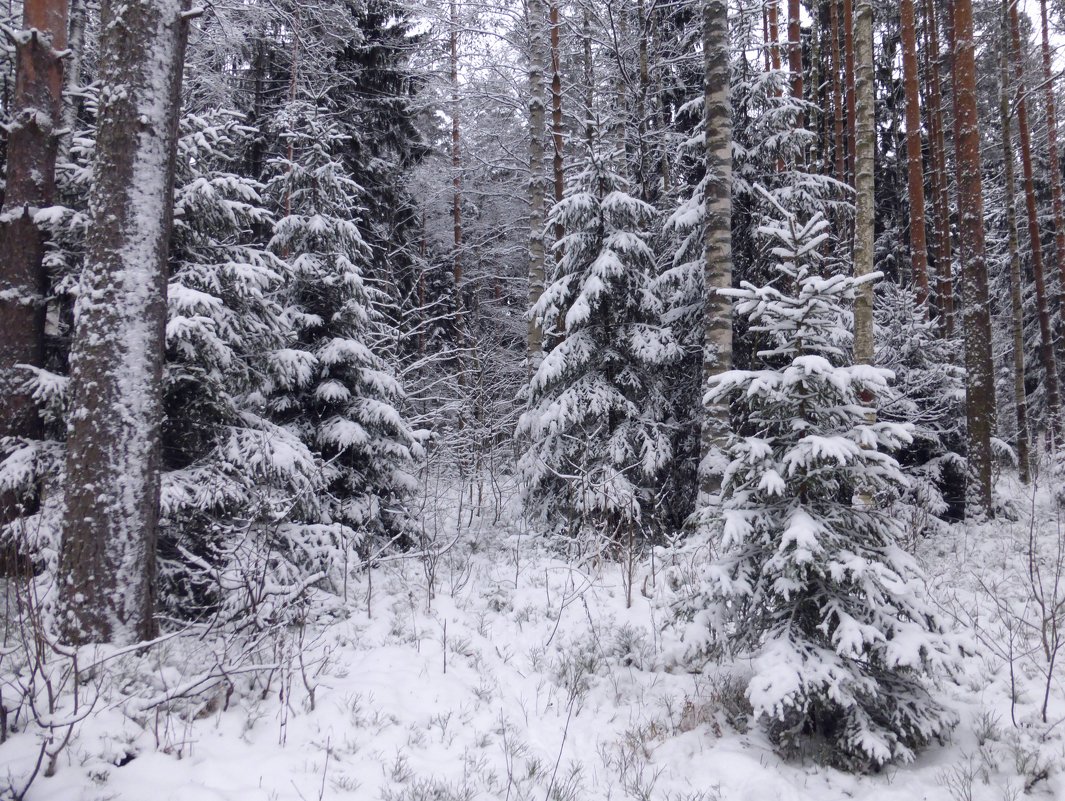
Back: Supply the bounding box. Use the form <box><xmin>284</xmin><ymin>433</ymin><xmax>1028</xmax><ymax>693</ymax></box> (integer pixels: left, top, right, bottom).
<box><xmin>1008</xmin><ymin>0</ymin><xmax>1062</xmax><ymax>438</ymax></box>
<box><xmin>900</xmin><ymin>0</ymin><xmax>930</xmax><ymax>305</ymax></box>
<box><xmin>0</xmin><ymin>0</ymin><xmax>69</xmax><ymax>540</ymax></box>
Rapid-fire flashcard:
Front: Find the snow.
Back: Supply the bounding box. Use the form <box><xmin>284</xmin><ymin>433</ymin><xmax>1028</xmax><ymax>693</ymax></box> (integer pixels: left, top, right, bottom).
<box><xmin>3</xmin><ymin>477</ymin><xmax>1064</xmax><ymax>800</ymax></box>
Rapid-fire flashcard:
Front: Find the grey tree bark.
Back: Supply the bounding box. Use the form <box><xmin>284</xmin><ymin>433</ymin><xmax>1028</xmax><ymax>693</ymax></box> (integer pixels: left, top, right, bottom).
<box><xmin>527</xmin><ymin>0</ymin><xmax>547</xmax><ymax>376</ymax></box>
<box><xmin>698</xmin><ymin>0</ymin><xmax>733</xmax><ymax>509</ymax></box>
<box><xmin>59</xmin><ymin>0</ymin><xmax>191</xmax><ymax>645</ymax></box>
<box><xmin>998</xmin><ymin>6</ymin><xmax>1031</xmax><ymax>484</ymax></box>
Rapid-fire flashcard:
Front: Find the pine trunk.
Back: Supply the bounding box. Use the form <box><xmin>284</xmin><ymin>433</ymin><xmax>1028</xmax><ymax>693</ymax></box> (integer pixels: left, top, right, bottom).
<box><xmin>829</xmin><ymin>0</ymin><xmax>845</xmax><ymax>185</ymax></box>
<box><xmin>900</xmin><ymin>0</ymin><xmax>930</xmax><ymax>307</ymax></box>
<box><xmin>768</xmin><ymin>0</ymin><xmax>782</xmax><ymax>74</ymax></box>
<box><xmin>923</xmin><ymin>0</ymin><xmax>955</xmax><ymax>334</ymax></box>
<box><xmin>0</xmin><ymin>0</ymin><xmax>68</xmax><ymax>533</ymax></box>
<box><xmin>999</xmin><ymin>10</ymin><xmax>1032</xmax><ymax>484</ymax></box>
<box><xmin>852</xmin><ymin>0</ymin><xmax>875</xmax><ymax>365</ymax></box>
<box><xmin>788</xmin><ymin>0</ymin><xmax>803</xmax><ymax>113</ymax></box>
<box><xmin>699</xmin><ymin>0</ymin><xmax>733</xmax><ymax>506</ymax></box>
<box><xmin>951</xmin><ymin>0</ymin><xmax>996</xmax><ymax>517</ymax></box>
<box><xmin>59</xmin><ymin>0</ymin><xmax>191</xmax><ymax>645</ymax></box>
<box><xmin>1007</xmin><ymin>0</ymin><xmax>1062</xmax><ymax>441</ymax></box>
<box><xmin>1039</xmin><ymin>0</ymin><xmax>1065</xmax><ymax>340</ymax></box>
<box><xmin>843</xmin><ymin>0</ymin><xmax>856</xmax><ymax>183</ymax></box>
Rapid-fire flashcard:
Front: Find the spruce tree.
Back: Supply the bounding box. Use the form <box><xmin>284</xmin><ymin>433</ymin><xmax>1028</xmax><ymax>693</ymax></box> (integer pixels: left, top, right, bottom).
<box><xmin>520</xmin><ymin>140</ymin><xmax>679</xmax><ymax>542</ymax></box>
<box><xmin>683</xmin><ymin>202</ymin><xmax>959</xmax><ymax>769</ymax></box>
<box><xmin>265</xmin><ymin>98</ymin><xmax>418</xmax><ymax>555</ymax></box>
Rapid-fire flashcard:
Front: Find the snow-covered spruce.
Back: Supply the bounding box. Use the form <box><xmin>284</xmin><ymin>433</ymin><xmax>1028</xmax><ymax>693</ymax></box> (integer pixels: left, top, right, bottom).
<box><xmin>681</xmin><ymin>204</ymin><xmax>960</xmax><ymax>769</ymax></box>
<box><xmin>265</xmin><ymin>99</ymin><xmax>419</xmax><ymax>558</ymax></box>
<box><xmin>874</xmin><ymin>281</ymin><xmax>966</xmax><ymax>536</ymax></box>
<box><xmin>160</xmin><ymin>111</ymin><xmax>334</xmax><ymax>621</ymax></box>
<box><xmin>520</xmin><ymin>141</ymin><xmax>679</xmax><ymax>542</ymax></box>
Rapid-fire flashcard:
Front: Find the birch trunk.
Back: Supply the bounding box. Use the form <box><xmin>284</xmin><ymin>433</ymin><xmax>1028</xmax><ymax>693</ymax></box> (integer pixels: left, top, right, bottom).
<box><xmin>699</xmin><ymin>0</ymin><xmax>733</xmax><ymax>507</ymax></box>
<box><xmin>59</xmin><ymin>0</ymin><xmax>191</xmax><ymax>644</ymax></box>
<box><xmin>450</xmin><ymin>0</ymin><xmax>465</xmax><ymax>369</ymax></box>
<box><xmin>549</xmin><ymin>0</ymin><xmax>564</xmax><ymax>246</ymax></box>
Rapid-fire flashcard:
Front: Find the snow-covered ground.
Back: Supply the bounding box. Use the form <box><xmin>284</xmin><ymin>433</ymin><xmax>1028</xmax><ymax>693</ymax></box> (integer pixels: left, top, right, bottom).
<box><xmin>2</xmin><ymin>476</ymin><xmax>1064</xmax><ymax>801</ymax></box>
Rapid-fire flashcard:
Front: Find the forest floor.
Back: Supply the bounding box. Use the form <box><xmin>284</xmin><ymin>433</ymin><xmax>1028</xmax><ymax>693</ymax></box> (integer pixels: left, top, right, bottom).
<box><xmin>2</xmin><ymin>474</ymin><xmax>1064</xmax><ymax>801</ymax></box>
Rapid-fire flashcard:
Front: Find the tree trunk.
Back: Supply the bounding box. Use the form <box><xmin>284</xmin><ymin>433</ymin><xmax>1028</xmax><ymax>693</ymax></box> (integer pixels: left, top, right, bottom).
<box><xmin>768</xmin><ymin>0</ymin><xmax>781</xmax><ymax>74</ymax></box>
<box><xmin>787</xmin><ymin>0</ymin><xmax>802</xmax><ymax>115</ymax></box>
<box><xmin>951</xmin><ymin>0</ymin><xmax>996</xmax><ymax>517</ymax></box>
<box><xmin>699</xmin><ymin>0</ymin><xmax>733</xmax><ymax>507</ymax></box>
<box><xmin>1039</xmin><ymin>0</ymin><xmax>1065</xmax><ymax>335</ymax></box>
<box><xmin>1007</xmin><ymin>0</ymin><xmax>1062</xmax><ymax>442</ymax></box>
<box><xmin>922</xmin><ymin>0</ymin><xmax>955</xmax><ymax>334</ymax></box>
<box><xmin>0</xmin><ymin>0</ymin><xmax>68</xmax><ymax>532</ymax></box>
<box><xmin>582</xmin><ymin>7</ymin><xmax>594</xmax><ymax>149</ymax></box>
<box><xmin>450</xmin><ymin>0</ymin><xmax>464</xmax><ymax>358</ymax></box>
<box><xmin>829</xmin><ymin>0</ymin><xmax>845</xmax><ymax>185</ymax></box>
<box><xmin>58</xmin><ymin>0</ymin><xmax>85</xmax><ymax>163</ymax></box>
<box><xmin>528</xmin><ymin>0</ymin><xmax>547</xmax><ymax>376</ymax></box>
<box><xmin>59</xmin><ymin>0</ymin><xmax>190</xmax><ymax>645</ymax></box>
<box><xmin>852</xmin><ymin>0</ymin><xmax>875</xmax><ymax>365</ymax></box>
<box><xmin>549</xmin><ymin>0</ymin><xmax>565</xmax><ymax>243</ymax></box>
<box><xmin>843</xmin><ymin>0</ymin><xmax>856</xmax><ymax>183</ymax></box>
<box><xmin>900</xmin><ymin>0</ymin><xmax>930</xmax><ymax>307</ymax></box>
<box><xmin>999</xmin><ymin>9</ymin><xmax>1032</xmax><ymax>484</ymax></box>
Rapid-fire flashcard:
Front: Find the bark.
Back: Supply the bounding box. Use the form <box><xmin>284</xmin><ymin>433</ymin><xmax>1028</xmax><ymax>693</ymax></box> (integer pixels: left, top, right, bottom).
<box><xmin>59</xmin><ymin>0</ymin><xmax>191</xmax><ymax>644</ymax></box>
<box><xmin>829</xmin><ymin>0</ymin><xmax>845</xmax><ymax>185</ymax></box>
<box><xmin>549</xmin><ymin>0</ymin><xmax>564</xmax><ymax>240</ymax></box>
<box><xmin>900</xmin><ymin>0</ymin><xmax>930</xmax><ymax>307</ymax></box>
<box><xmin>843</xmin><ymin>0</ymin><xmax>856</xmax><ymax>183</ymax></box>
<box><xmin>852</xmin><ymin>0</ymin><xmax>875</xmax><ymax>365</ymax></box>
<box><xmin>787</xmin><ymin>0</ymin><xmax>803</xmax><ymax>128</ymax></box>
<box><xmin>0</xmin><ymin>0</ymin><xmax>69</xmax><ymax>531</ymax></box>
<box><xmin>582</xmin><ymin>8</ymin><xmax>594</xmax><ymax>149</ymax></box>
<box><xmin>951</xmin><ymin>0</ymin><xmax>996</xmax><ymax>517</ymax></box>
<box><xmin>922</xmin><ymin>0</ymin><xmax>955</xmax><ymax>334</ymax></box>
<box><xmin>1007</xmin><ymin>0</ymin><xmax>1062</xmax><ymax>441</ymax></box>
<box><xmin>58</xmin><ymin>0</ymin><xmax>84</xmax><ymax>163</ymax></box>
<box><xmin>450</xmin><ymin>0</ymin><xmax>464</xmax><ymax>354</ymax></box>
<box><xmin>528</xmin><ymin>0</ymin><xmax>547</xmax><ymax>376</ymax></box>
<box><xmin>762</xmin><ymin>1</ymin><xmax>771</xmax><ymax>72</ymax></box>
<box><xmin>1039</xmin><ymin>0</ymin><xmax>1065</xmax><ymax>332</ymax></box>
<box><xmin>768</xmin><ymin>0</ymin><xmax>781</xmax><ymax>74</ymax></box>
<box><xmin>699</xmin><ymin>0</ymin><xmax>733</xmax><ymax>506</ymax></box>
<box><xmin>999</xmin><ymin>12</ymin><xmax>1032</xmax><ymax>484</ymax></box>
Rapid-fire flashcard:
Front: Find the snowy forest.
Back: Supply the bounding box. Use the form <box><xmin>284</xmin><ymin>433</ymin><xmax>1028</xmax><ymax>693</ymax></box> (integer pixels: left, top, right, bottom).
<box><xmin>2</xmin><ymin>0</ymin><xmax>1065</xmax><ymax>797</ymax></box>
